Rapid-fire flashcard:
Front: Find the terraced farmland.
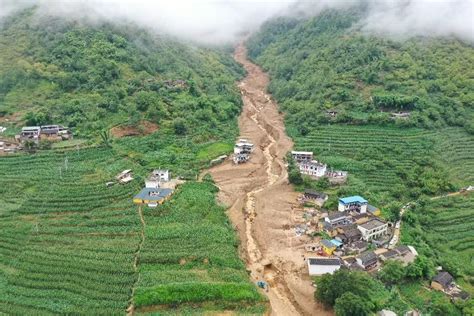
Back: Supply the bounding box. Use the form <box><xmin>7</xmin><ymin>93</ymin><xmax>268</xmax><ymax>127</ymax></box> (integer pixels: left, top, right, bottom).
<box><xmin>291</xmin><ymin>125</ymin><xmax>472</xmax><ymax>202</ymax></box>
<box><xmin>0</xmin><ymin>147</ymin><xmax>142</xmax><ymax>314</ymax></box>
<box><xmin>0</xmin><ymin>147</ymin><xmax>261</xmax><ymax>314</ymax></box>
<box><xmin>422</xmin><ymin>193</ymin><xmax>474</xmax><ymax>281</ymax></box>
<box><xmin>134</xmin><ymin>181</ymin><xmax>264</xmax><ymax>313</ymax></box>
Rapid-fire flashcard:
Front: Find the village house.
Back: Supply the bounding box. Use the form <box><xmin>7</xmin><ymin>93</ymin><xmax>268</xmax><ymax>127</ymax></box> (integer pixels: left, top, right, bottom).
<box><xmin>379</xmin><ymin>245</ymin><xmax>417</xmax><ymax>266</ymax></box>
<box><xmin>291</xmin><ymin>151</ymin><xmax>313</xmax><ymax>163</ymax></box>
<box><xmin>356</xmin><ymin>251</ymin><xmax>378</xmax><ymax>270</ymax></box>
<box><xmin>307</xmin><ymin>257</ymin><xmax>341</xmax><ymax>275</ymax></box>
<box><xmin>321</xmin><ymin>222</ymin><xmax>339</xmax><ymax>237</ymax></box>
<box><xmin>298</xmin><ymin>159</ymin><xmax>327</xmax><ymax>178</ymax></box>
<box><xmin>325</xmin><ymin>170</ymin><xmax>348</xmax><ymax>183</ymax></box>
<box><xmin>338</xmin><ymin>196</ymin><xmax>368</xmax><ymax>213</ymax></box>
<box><xmin>321</xmin><ymin>239</ymin><xmax>337</xmax><ymax>256</ymax></box>
<box><xmin>303</xmin><ymin>189</ymin><xmax>328</xmax><ymax>203</ymax></box>
<box><xmin>133</xmin><ymin>187</ymin><xmax>173</xmax><ymax>208</ymax></box>
<box><xmin>346</xmin><ymin>240</ymin><xmax>368</xmax><ymax>254</ymax></box>
<box><xmin>145</xmin><ymin>169</ymin><xmax>170</xmax><ymax>188</ymax></box>
<box><xmin>357</xmin><ymin>218</ymin><xmax>388</xmax><ymax>241</ymax></box>
<box><xmin>325</xmin><ymin>212</ymin><xmax>351</xmax><ymax>227</ymax></box>
<box><xmin>431</xmin><ymin>272</ymin><xmax>454</xmax><ymax>291</ymax></box>
<box><xmin>18</xmin><ymin>126</ymin><xmax>41</xmax><ymax>143</ymax></box>
<box><xmin>233</xmin><ymin>138</ymin><xmax>254</xmax><ymax>164</ymax></box>
<box><xmin>335</xmin><ymin>226</ymin><xmax>362</xmax><ymax>244</ymax></box>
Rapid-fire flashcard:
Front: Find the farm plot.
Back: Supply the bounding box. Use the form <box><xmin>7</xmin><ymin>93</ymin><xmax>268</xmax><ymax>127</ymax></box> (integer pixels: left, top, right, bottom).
<box><xmin>134</xmin><ymin>181</ymin><xmax>264</xmax><ymax>313</ymax></box>
<box><xmin>0</xmin><ymin>147</ymin><xmax>142</xmax><ymax>314</ymax></box>
<box><xmin>292</xmin><ymin>125</ymin><xmax>435</xmax><ymax>192</ymax></box>
<box><xmin>421</xmin><ymin>194</ymin><xmax>474</xmax><ymax>284</ymax></box>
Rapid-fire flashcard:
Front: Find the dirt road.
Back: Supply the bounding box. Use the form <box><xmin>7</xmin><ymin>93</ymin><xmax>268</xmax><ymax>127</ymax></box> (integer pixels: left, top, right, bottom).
<box><xmin>207</xmin><ymin>43</ymin><xmax>331</xmax><ymax>316</ymax></box>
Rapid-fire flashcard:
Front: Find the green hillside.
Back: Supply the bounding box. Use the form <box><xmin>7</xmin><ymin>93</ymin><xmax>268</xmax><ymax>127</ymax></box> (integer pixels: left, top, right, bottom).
<box><xmin>0</xmin><ymin>8</ymin><xmax>262</xmax><ymax>315</ymax></box>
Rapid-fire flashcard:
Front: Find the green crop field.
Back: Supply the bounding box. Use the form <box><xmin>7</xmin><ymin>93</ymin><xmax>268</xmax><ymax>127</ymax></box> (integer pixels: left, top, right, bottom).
<box><xmin>0</xmin><ymin>146</ymin><xmax>260</xmax><ymax>314</ymax></box>
<box><xmin>134</xmin><ymin>181</ymin><xmax>264</xmax><ymax>313</ymax></box>
<box><xmin>402</xmin><ymin>193</ymin><xmax>474</xmax><ymax>294</ymax></box>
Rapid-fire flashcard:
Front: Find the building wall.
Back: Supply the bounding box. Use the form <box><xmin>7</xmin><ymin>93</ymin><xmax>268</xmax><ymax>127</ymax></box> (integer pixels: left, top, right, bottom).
<box><xmin>308</xmin><ymin>264</ymin><xmax>340</xmax><ymax>276</ymax></box>
<box><xmin>431</xmin><ymin>281</ymin><xmax>444</xmax><ymax>291</ymax></box>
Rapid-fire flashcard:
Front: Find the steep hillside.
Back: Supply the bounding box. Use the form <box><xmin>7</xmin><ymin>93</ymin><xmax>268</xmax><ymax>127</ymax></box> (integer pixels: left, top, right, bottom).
<box><xmin>247</xmin><ymin>8</ymin><xmax>474</xmax><ymax>203</ymax></box>
<box><xmin>0</xmin><ymin>8</ymin><xmax>243</xmax><ymax>140</ymax></box>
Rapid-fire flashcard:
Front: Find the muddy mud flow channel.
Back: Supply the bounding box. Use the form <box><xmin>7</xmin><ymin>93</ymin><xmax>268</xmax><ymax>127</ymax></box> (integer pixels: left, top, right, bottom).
<box><xmin>206</xmin><ymin>43</ymin><xmax>331</xmax><ymax>316</ymax></box>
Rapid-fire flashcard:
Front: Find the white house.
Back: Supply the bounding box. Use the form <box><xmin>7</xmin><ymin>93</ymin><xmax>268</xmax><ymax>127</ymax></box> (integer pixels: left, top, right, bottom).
<box><xmin>145</xmin><ymin>170</ymin><xmax>170</xmax><ymax>188</ymax></box>
<box><xmin>357</xmin><ymin>219</ymin><xmax>388</xmax><ymax>241</ymax></box>
<box><xmin>338</xmin><ymin>196</ymin><xmax>368</xmax><ymax>213</ymax></box>
<box><xmin>307</xmin><ymin>257</ymin><xmax>341</xmax><ymax>275</ymax></box>
<box><xmin>299</xmin><ymin>160</ymin><xmax>327</xmax><ymax>178</ymax></box>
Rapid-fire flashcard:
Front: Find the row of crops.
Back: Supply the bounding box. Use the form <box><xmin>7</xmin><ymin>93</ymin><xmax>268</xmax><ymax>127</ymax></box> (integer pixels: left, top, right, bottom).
<box><xmin>0</xmin><ymin>147</ymin><xmax>143</xmax><ymax>314</ymax></box>
<box><xmin>424</xmin><ymin>195</ymin><xmax>474</xmax><ymax>272</ymax></box>
<box><xmin>134</xmin><ymin>181</ymin><xmax>264</xmax><ymax>313</ymax></box>
<box><xmin>292</xmin><ymin>125</ymin><xmax>471</xmax><ymax>202</ymax></box>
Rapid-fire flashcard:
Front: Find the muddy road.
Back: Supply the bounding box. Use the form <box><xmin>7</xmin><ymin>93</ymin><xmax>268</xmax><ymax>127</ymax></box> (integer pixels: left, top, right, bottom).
<box><xmin>207</xmin><ymin>43</ymin><xmax>331</xmax><ymax>315</ymax></box>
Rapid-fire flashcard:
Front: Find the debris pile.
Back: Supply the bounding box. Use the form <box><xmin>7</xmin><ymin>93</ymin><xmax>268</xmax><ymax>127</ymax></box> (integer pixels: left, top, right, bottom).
<box><xmin>233</xmin><ymin>138</ymin><xmax>254</xmax><ymax>164</ymax></box>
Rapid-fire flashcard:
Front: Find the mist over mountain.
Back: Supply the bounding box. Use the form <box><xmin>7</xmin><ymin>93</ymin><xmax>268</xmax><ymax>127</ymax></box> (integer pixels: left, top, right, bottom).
<box><xmin>0</xmin><ymin>0</ymin><xmax>473</xmax><ymax>44</ymax></box>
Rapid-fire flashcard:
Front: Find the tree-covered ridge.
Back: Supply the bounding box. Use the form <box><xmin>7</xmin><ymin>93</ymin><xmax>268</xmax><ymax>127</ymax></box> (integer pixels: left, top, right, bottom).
<box><xmin>247</xmin><ymin>9</ymin><xmax>474</xmax><ymax>134</ymax></box>
<box><xmin>0</xmin><ymin>8</ymin><xmax>244</xmax><ymax>137</ymax></box>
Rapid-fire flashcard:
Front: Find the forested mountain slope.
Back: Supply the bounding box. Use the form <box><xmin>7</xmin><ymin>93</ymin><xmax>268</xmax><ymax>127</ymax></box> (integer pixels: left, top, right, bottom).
<box><xmin>248</xmin><ymin>9</ymin><xmax>474</xmax><ymax>133</ymax></box>
<box><xmin>0</xmin><ymin>8</ymin><xmax>243</xmax><ymax>138</ymax></box>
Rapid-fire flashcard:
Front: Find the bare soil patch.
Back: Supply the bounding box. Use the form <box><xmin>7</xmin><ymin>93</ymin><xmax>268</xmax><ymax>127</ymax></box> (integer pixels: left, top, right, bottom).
<box><xmin>110</xmin><ymin>121</ymin><xmax>158</xmax><ymax>138</ymax></box>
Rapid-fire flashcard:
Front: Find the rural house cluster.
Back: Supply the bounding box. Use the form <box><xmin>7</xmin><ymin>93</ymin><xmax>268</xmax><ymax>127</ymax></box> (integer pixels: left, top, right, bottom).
<box><xmin>233</xmin><ymin>138</ymin><xmax>254</xmax><ymax>164</ymax></box>
<box><xmin>133</xmin><ymin>169</ymin><xmax>175</xmax><ymax>208</ymax></box>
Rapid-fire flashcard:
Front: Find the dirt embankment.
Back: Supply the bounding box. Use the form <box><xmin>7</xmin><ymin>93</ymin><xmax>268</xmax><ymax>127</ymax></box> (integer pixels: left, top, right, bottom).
<box><xmin>206</xmin><ymin>43</ymin><xmax>331</xmax><ymax>316</ymax></box>
<box><xmin>110</xmin><ymin>121</ymin><xmax>159</xmax><ymax>138</ymax></box>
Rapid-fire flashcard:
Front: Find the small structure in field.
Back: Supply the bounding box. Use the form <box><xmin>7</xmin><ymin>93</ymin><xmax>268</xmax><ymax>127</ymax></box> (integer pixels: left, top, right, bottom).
<box><xmin>0</xmin><ymin>126</ymin><xmax>6</xmax><ymax>133</ymax></box>
<box><xmin>133</xmin><ymin>187</ymin><xmax>173</xmax><ymax>208</ymax></box>
<box><xmin>357</xmin><ymin>218</ymin><xmax>388</xmax><ymax>241</ymax></box>
<box><xmin>431</xmin><ymin>272</ymin><xmax>454</xmax><ymax>291</ymax></box>
<box><xmin>379</xmin><ymin>245</ymin><xmax>417</xmax><ymax>266</ymax></box>
<box><xmin>233</xmin><ymin>138</ymin><xmax>254</xmax><ymax>164</ymax></box>
<box><xmin>390</xmin><ymin>112</ymin><xmax>411</xmax><ymax>119</ymax></box>
<box><xmin>18</xmin><ymin>126</ymin><xmax>41</xmax><ymax>143</ymax></box>
<box><xmin>16</xmin><ymin>125</ymin><xmax>71</xmax><ymax>143</ymax></box>
<box><xmin>145</xmin><ymin>169</ymin><xmax>170</xmax><ymax>188</ymax></box>
<box><xmin>116</xmin><ymin>169</ymin><xmax>134</xmax><ymax>184</ymax></box>
<box><xmin>307</xmin><ymin>257</ymin><xmax>341</xmax><ymax>275</ymax></box>
<box><xmin>325</xmin><ymin>170</ymin><xmax>348</xmax><ymax>184</ymax></box>
<box><xmin>291</xmin><ymin>151</ymin><xmax>313</xmax><ymax>163</ymax></box>
<box><xmin>338</xmin><ymin>195</ymin><xmax>368</xmax><ymax>213</ymax></box>
<box><xmin>367</xmin><ymin>204</ymin><xmax>381</xmax><ymax>216</ymax></box>
<box><xmin>326</xmin><ymin>109</ymin><xmax>338</xmax><ymax>117</ymax></box>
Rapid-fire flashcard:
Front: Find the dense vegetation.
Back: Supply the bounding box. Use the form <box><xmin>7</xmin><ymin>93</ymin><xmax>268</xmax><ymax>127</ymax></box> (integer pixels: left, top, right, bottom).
<box><xmin>248</xmin><ymin>8</ymin><xmax>474</xmax><ymax>133</ymax></box>
<box><xmin>0</xmin><ymin>8</ymin><xmax>243</xmax><ymax>141</ymax></box>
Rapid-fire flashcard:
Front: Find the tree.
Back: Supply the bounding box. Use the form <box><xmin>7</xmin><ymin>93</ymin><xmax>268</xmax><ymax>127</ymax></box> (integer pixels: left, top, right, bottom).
<box><xmin>406</xmin><ymin>256</ymin><xmax>435</xmax><ymax>279</ymax></box>
<box><xmin>99</xmin><ymin>130</ymin><xmax>112</xmax><ymax>147</ymax></box>
<box><xmin>378</xmin><ymin>260</ymin><xmax>405</xmax><ymax>285</ymax></box>
<box><xmin>173</xmin><ymin>118</ymin><xmax>187</xmax><ymax>135</ymax></box>
<box><xmin>334</xmin><ymin>292</ymin><xmax>371</xmax><ymax>316</ymax></box>
<box><xmin>289</xmin><ymin>169</ymin><xmax>303</xmax><ymax>185</ymax></box>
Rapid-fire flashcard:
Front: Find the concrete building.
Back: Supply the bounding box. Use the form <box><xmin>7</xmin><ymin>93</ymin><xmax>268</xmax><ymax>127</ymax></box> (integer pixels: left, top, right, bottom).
<box><xmin>145</xmin><ymin>170</ymin><xmax>170</xmax><ymax>188</ymax></box>
<box><xmin>356</xmin><ymin>251</ymin><xmax>378</xmax><ymax>270</ymax></box>
<box><xmin>338</xmin><ymin>196</ymin><xmax>368</xmax><ymax>213</ymax></box>
<box><xmin>299</xmin><ymin>160</ymin><xmax>327</xmax><ymax>178</ymax></box>
<box><xmin>307</xmin><ymin>257</ymin><xmax>341</xmax><ymax>276</ymax></box>
<box><xmin>133</xmin><ymin>187</ymin><xmax>173</xmax><ymax>208</ymax></box>
<box><xmin>357</xmin><ymin>218</ymin><xmax>388</xmax><ymax>241</ymax></box>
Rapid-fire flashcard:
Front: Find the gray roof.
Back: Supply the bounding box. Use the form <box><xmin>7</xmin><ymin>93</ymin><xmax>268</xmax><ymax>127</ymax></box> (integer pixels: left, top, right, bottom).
<box><xmin>359</xmin><ymin>219</ymin><xmax>387</xmax><ymax>230</ymax></box>
<box><xmin>134</xmin><ymin>187</ymin><xmax>173</xmax><ymax>201</ymax></box>
<box><xmin>321</xmin><ymin>239</ymin><xmax>336</xmax><ymax>248</ymax></box>
<box><xmin>344</xmin><ymin>229</ymin><xmax>362</xmax><ymax>238</ymax></box>
<box><xmin>367</xmin><ymin>204</ymin><xmax>379</xmax><ymax>213</ymax></box>
<box><xmin>352</xmin><ymin>241</ymin><xmax>368</xmax><ymax>249</ymax></box>
<box><xmin>358</xmin><ymin>251</ymin><xmax>377</xmax><ymax>265</ymax></box>
<box><xmin>309</xmin><ymin>258</ymin><xmax>341</xmax><ymax>266</ymax></box>
<box><xmin>433</xmin><ymin>272</ymin><xmax>453</xmax><ymax>287</ymax></box>
<box><xmin>381</xmin><ymin>250</ymin><xmax>398</xmax><ymax>259</ymax></box>
<box><xmin>394</xmin><ymin>245</ymin><xmax>410</xmax><ymax>255</ymax></box>
<box><xmin>327</xmin><ymin>212</ymin><xmax>348</xmax><ymax>221</ymax></box>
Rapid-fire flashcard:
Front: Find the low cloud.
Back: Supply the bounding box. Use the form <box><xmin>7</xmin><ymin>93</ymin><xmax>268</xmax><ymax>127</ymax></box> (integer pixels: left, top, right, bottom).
<box><xmin>0</xmin><ymin>0</ymin><xmax>472</xmax><ymax>44</ymax></box>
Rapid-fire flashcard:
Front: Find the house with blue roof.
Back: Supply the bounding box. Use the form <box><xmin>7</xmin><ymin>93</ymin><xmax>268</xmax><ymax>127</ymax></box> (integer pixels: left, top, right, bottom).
<box><xmin>338</xmin><ymin>195</ymin><xmax>368</xmax><ymax>213</ymax></box>
<box><xmin>133</xmin><ymin>187</ymin><xmax>173</xmax><ymax>208</ymax></box>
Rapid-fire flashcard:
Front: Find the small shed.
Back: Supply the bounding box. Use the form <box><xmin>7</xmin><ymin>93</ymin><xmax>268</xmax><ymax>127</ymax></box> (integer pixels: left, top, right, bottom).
<box><xmin>431</xmin><ymin>272</ymin><xmax>454</xmax><ymax>291</ymax></box>
<box><xmin>307</xmin><ymin>257</ymin><xmax>341</xmax><ymax>275</ymax></box>
<box><xmin>304</xmin><ymin>189</ymin><xmax>328</xmax><ymax>201</ymax></box>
